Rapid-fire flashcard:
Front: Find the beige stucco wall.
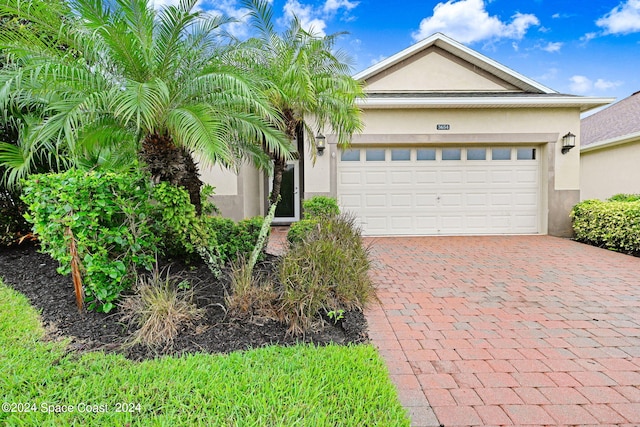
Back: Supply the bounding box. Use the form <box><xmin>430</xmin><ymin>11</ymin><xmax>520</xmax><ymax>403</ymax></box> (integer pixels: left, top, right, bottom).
<box><xmin>581</xmin><ymin>141</ymin><xmax>640</xmax><ymax>200</ymax></box>
<box><xmin>365</xmin><ymin>46</ymin><xmax>518</xmax><ymax>92</ymax></box>
<box><xmin>202</xmin><ymin>162</ymin><xmax>263</xmax><ymax>221</ymax></box>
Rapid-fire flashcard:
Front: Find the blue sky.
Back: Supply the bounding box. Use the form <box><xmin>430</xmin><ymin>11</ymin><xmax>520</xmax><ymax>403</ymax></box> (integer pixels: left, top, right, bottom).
<box><xmin>158</xmin><ymin>0</ymin><xmax>640</xmax><ymax>103</ymax></box>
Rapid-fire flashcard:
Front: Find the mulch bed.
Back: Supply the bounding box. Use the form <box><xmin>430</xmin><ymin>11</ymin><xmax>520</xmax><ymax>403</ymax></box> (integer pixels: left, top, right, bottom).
<box><xmin>0</xmin><ymin>242</ymin><xmax>369</xmax><ymax>361</ymax></box>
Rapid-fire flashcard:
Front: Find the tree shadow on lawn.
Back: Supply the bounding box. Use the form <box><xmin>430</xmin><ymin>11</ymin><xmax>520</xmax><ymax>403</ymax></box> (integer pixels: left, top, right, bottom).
<box><xmin>0</xmin><ymin>242</ymin><xmax>369</xmax><ymax>361</ymax></box>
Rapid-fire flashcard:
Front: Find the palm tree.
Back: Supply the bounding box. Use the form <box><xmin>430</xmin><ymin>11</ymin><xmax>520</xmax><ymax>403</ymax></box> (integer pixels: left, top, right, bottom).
<box><xmin>239</xmin><ymin>0</ymin><xmax>364</xmax><ymax>205</ymax></box>
<box><xmin>0</xmin><ymin>0</ymin><xmax>291</xmax><ymax>212</ymax></box>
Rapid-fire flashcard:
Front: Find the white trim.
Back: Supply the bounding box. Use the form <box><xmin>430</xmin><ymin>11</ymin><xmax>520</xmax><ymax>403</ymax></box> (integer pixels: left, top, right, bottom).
<box><xmin>354</xmin><ymin>33</ymin><xmax>556</xmax><ymax>94</ymax></box>
<box><xmin>356</xmin><ymin>95</ymin><xmax>614</xmax><ymax>112</ymax></box>
<box><xmin>581</xmin><ymin>131</ymin><xmax>640</xmax><ymax>153</ymax></box>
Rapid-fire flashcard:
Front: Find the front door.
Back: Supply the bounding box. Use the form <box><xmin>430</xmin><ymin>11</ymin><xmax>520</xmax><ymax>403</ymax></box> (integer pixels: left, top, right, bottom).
<box><xmin>272</xmin><ymin>160</ymin><xmax>300</xmax><ymax>224</ymax></box>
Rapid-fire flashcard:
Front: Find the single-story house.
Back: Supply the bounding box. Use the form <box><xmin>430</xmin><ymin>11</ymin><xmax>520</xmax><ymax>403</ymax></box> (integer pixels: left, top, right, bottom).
<box><xmin>580</xmin><ymin>90</ymin><xmax>640</xmax><ymax>201</ymax></box>
<box><xmin>204</xmin><ymin>33</ymin><xmax>612</xmax><ymax>237</ymax></box>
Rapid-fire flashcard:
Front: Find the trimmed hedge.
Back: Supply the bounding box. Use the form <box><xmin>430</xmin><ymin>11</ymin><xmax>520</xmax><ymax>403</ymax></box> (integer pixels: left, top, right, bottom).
<box><xmin>571</xmin><ymin>198</ymin><xmax>640</xmax><ymax>254</ymax></box>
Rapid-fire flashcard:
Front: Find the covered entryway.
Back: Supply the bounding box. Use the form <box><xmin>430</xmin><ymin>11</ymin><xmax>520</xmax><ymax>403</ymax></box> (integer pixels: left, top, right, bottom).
<box><xmin>337</xmin><ymin>146</ymin><xmax>540</xmax><ymax>236</ymax></box>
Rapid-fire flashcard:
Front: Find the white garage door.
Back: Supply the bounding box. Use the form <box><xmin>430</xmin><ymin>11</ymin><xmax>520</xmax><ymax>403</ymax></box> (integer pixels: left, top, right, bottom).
<box><xmin>337</xmin><ymin>146</ymin><xmax>540</xmax><ymax>236</ymax></box>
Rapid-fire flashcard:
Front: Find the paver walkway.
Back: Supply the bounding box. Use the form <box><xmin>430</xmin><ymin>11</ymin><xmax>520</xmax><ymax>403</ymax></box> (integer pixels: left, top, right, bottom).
<box><xmin>365</xmin><ymin>236</ymin><xmax>640</xmax><ymax>426</ymax></box>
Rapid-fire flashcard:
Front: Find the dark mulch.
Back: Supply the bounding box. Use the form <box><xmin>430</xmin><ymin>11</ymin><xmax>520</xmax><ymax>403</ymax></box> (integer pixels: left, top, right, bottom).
<box><xmin>0</xmin><ymin>242</ymin><xmax>369</xmax><ymax>361</ymax></box>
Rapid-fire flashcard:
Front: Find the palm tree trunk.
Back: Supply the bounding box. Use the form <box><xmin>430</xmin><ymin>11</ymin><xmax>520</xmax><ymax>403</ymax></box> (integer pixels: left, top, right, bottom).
<box><xmin>141</xmin><ymin>133</ymin><xmax>203</xmax><ymax>214</ymax></box>
<box><xmin>269</xmin><ymin>156</ymin><xmax>286</xmax><ymax>206</ymax></box>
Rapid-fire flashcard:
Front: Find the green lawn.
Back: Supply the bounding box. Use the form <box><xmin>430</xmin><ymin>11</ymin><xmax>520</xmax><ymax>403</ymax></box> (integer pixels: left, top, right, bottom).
<box><xmin>0</xmin><ymin>279</ymin><xmax>410</xmax><ymax>426</ymax></box>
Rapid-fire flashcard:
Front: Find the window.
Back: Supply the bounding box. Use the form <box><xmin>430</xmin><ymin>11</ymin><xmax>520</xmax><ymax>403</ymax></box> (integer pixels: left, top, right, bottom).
<box><xmin>340</xmin><ymin>149</ymin><xmax>360</xmax><ymax>161</ymax></box>
<box><xmin>391</xmin><ymin>149</ymin><xmax>411</xmax><ymax>161</ymax></box>
<box><xmin>467</xmin><ymin>148</ymin><xmax>486</xmax><ymax>160</ymax></box>
<box><xmin>442</xmin><ymin>148</ymin><xmax>461</xmax><ymax>161</ymax></box>
<box><xmin>492</xmin><ymin>148</ymin><xmax>511</xmax><ymax>160</ymax></box>
<box><xmin>517</xmin><ymin>148</ymin><xmax>536</xmax><ymax>160</ymax></box>
<box><xmin>366</xmin><ymin>149</ymin><xmax>385</xmax><ymax>161</ymax></box>
<box><xmin>417</xmin><ymin>149</ymin><xmax>436</xmax><ymax>161</ymax></box>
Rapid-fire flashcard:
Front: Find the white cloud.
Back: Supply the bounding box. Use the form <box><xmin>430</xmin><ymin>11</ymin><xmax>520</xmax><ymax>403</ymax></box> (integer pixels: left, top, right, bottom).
<box><xmin>284</xmin><ymin>0</ymin><xmax>327</xmax><ymax>35</ymax></box>
<box><xmin>569</xmin><ymin>75</ymin><xmax>592</xmax><ymax>94</ymax></box>
<box><xmin>569</xmin><ymin>75</ymin><xmax>624</xmax><ymax>94</ymax></box>
<box><xmin>597</xmin><ymin>0</ymin><xmax>640</xmax><ymax>34</ymax></box>
<box><xmin>323</xmin><ymin>0</ymin><xmax>359</xmax><ymax>15</ymax></box>
<box><xmin>594</xmin><ymin>78</ymin><xmax>623</xmax><ymax>90</ymax></box>
<box><xmin>551</xmin><ymin>12</ymin><xmax>560</xmax><ymax>19</ymax></box>
<box><xmin>536</xmin><ymin>67</ymin><xmax>558</xmax><ymax>82</ymax></box>
<box><xmin>581</xmin><ymin>32</ymin><xmax>598</xmax><ymax>43</ymax></box>
<box><xmin>411</xmin><ymin>0</ymin><xmax>539</xmax><ymax>43</ymax></box>
<box><xmin>541</xmin><ymin>41</ymin><xmax>563</xmax><ymax>52</ymax></box>
<box><xmin>370</xmin><ymin>54</ymin><xmax>387</xmax><ymax>65</ymax></box>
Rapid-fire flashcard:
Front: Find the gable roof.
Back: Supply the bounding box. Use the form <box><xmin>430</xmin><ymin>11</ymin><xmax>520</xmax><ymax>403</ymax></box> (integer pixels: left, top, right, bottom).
<box><xmin>354</xmin><ymin>32</ymin><xmax>554</xmax><ymax>94</ymax></box>
<box><xmin>581</xmin><ymin>91</ymin><xmax>640</xmax><ymax>151</ymax></box>
<box><xmin>354</xmin><ymin>33</ymin><xmax>613</xmax><ymax>112</ymax></box>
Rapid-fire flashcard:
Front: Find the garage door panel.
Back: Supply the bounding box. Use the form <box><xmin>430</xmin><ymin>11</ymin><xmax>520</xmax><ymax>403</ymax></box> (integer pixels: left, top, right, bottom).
<box><xmin>391</xmin><ymin>194</ymin><xmax>413</xmax><ymax>207</ymax></box>
<box><xmin>391</xmin><ymin>171</ymin><xmax>412</xmax><ymax>184</ymax></box>
<box><xmin>467</xmin><ymin>193</ymin><xmax>489</xmax><ymax>206</ymax></box>
<box><xmin>467</xmin><ymin>170</ymin><xmax>489</xmax><ymax>184</ymax></box>
<box><xmin>416</xmin><ymin>194</ymin><xmax>438</xmax><ymax>207</ymax></box>
<box><xmin>339</xmin><ymin>171</ymin><xmax>361</xmax><ymax>185</ymax></box>
<box><xmin>442</xmin><ymin>171</ymin><xmax>463</xmax><ymax>184</ymax></box>
<box><xmin>416</xmin><ymin>171</ymin><xmax>437</xmax><ymax>184</ymax></box>
<box><xmin>491</xmin><ymin>170</ymin><xmax>513</xmax><ymax>183</ymax></box>
<box><xmin>440</xmin><ymin>194</ymin><xmax>463</xmax><ymax>207</ymax></box>
<box><xmin>338</xmin><ymin>146</ymin><xmax>540</xmax><ymax>236</ymax></box>
<box><xmin>339</xmin><ymin>194</ymin><xmax>362</xmax><ymax>209</ymax></box>
<box><xmin>365</xmin><ymin>172</ymin><xmax>387</xmax><ymax>184</ymax></box>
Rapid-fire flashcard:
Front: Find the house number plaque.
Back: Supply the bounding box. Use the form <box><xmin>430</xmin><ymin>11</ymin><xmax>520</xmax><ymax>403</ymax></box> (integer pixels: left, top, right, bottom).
<box><xmin>436</xmin><ymin>124</ymin><xmax>450</xmax><ymax>130</ymax></box>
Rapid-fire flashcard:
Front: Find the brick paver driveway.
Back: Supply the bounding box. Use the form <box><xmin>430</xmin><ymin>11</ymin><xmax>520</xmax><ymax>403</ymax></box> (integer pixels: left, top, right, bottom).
<box><xmin>365</xmin><ymin>236</ymin><xmax>640</xmax><ymax>427</ymax></box>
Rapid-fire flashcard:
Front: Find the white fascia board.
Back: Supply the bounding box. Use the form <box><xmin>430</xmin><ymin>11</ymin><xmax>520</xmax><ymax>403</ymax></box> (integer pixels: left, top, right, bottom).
<box><xmin>581</xmin><ymin>131</ymin><xmax>640</xmax><ymax>153</ymax></box>
<box><xmin>356</xmin><ymin>96</ymin><xmax>614</xmax><ymax>111</ymax></box>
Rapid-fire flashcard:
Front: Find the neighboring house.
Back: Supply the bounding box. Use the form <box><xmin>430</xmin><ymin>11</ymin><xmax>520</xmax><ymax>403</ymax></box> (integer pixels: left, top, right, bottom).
<box><xmin>204</xmin><ymin>33</ymin><xmax>612</xmax><ymax>237</ymax></box>
<box><xmin>580</xmin><ymin>90</ymin><xmax>640</xmax><ymax>201</ymax></box>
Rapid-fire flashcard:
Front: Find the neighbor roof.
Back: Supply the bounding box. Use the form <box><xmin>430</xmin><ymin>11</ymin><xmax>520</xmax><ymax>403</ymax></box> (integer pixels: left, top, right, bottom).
<box><xmin>581</xmin><ymin>91</ymin><xmax>640</xmax><ymax>149</ymax></box>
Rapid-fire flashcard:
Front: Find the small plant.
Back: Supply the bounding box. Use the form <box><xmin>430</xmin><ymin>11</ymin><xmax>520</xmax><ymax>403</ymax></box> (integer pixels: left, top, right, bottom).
<box><xmin>119</xmin><ymin>266</ymin><xmax>203</xmax><ymax>348</ymax></box>
<box><xmin>326</xmin><ymin>309</ymin><xmax>345</xmax><ymax>324</ymax></box>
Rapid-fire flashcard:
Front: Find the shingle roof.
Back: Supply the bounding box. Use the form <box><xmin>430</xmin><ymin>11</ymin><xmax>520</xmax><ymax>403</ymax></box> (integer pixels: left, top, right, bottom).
<box><xmin>581</xmin><ymin>91</ymin><xmax>640</xmax><ymax>147</ymax></box>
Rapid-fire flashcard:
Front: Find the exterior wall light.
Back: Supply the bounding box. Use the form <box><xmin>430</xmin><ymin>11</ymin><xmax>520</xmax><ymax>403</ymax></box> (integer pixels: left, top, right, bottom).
<box><xmin>561</xmin><ymin>132</ymin><xmax>576</xmax><ymax>154</ymax></box>
<box><xmin>316</xmin><ymin>133</ymin><xmax>326</xmax><ymax>155</ymax></box>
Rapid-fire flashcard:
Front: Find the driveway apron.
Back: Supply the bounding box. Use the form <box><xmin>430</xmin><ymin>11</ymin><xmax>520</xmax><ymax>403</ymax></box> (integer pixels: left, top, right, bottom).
<box><xmin>365</xmin><ymin>235</ymin><xmax>640</xmax><ymax>427</ymax></box>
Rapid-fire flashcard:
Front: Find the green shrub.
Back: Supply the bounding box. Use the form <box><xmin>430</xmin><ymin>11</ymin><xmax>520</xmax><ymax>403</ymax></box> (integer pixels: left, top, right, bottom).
<box><xmin>571</xmin><ymin>198</ymin><xmax>640</xmax><ymax>253</ymax></box>
<box><xmin>607</xmin><ymin>193</ymin><xmax>640</xmax><ymax>202</ymax></box>
<box><xmin>205</xmin><ymin>216</ymin><xmax>265</xmax><ymax>264</ymax></box>
<box><xmin>287</xmin><ymin>196</ymin><xmax>340</xmax><ymax>244</ymax></box>
<box><xmin>302</xmin><ymin>196</ymin><xmax>340</xmax><ymax>219</ymax></box>
<box><xmin>21</xmin><ymin>170</ymin><xmax>158</xmax><ymax>312</ymax></box>
<box><xmin>277</xmin><ymin>214</ymin><xmax>375</xmax><ymax>334</ymax></box>
<box><xmin>286</xmin><ymin>218</ymin><xmax>319</xmax><ymax>245</ymax></box>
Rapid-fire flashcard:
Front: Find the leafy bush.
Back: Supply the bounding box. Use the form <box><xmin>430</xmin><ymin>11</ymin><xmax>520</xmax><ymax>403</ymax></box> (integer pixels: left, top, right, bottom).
<box><xmin>607</xmin><ymin>193</ymin><xmax>640</xmax><ymax>202</ymax></box>
<box><xmin>571</xmin><ymin>198</ymin><xmax>640</xmax><ymax>254</ymax></box>
<box><xmin>287</xmin><ymin>196</ymin><xmax>340</xmax><ymax>245</ymax></box>
<box><xmin>277</xmin><ymin>214</ymin><xmax>375</xmax><ymax>334</ymax></box>
<box><xmin>286</xmin><ymin>218</ymin><xmax>319</xmax><ymax>245</ymax></box>
<box><xmin>119</xmin><ymin>265</ymin><xmax>203</xmax><ymax>348</ymax></box>
<box><xmin>21</xmin><ymin>170</ymin><xmax>158</xmax><ymax>312</ymax></box>
<box><xmin>206</xmin><ymin>216</ymin><xmax>265</xmax><ymax>264</ymax></box>
<box><xmin>302</xmin><ymin>196</ymin><xmax>340</xmax><ymax>219</ymax></box>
